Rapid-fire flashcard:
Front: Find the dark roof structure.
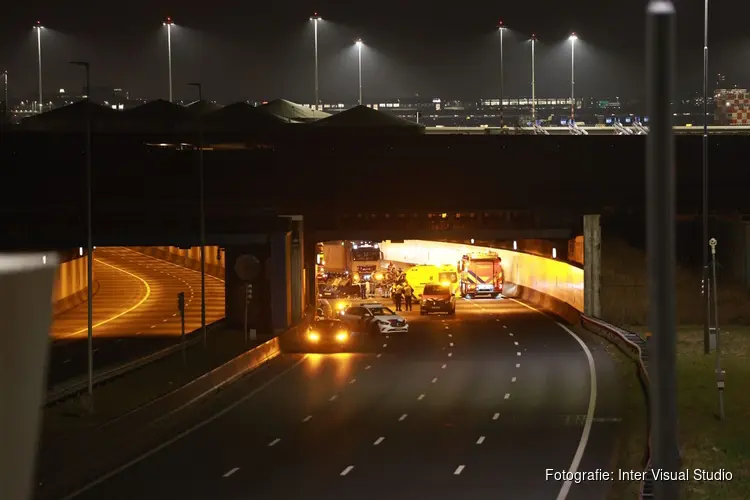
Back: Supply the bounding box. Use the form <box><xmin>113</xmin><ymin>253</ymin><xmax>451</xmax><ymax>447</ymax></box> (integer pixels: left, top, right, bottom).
<box><xmin>186</xmin><ymin>100</ymin><xmax>223</xmax><ymax>115</ymax></box>
<box><xmin>262</xmin><ymin>99</ymin><xmax>330</xmax><ymax>122</ymax></box>
<box><xmin>198</xmin><ymin>102</ymin><xmax>288</xmax><ymax>133</ymax></box>
<box><xmin>120</xmin><ymin>99</ymin><xmax>193</xmax><ymax>132</ymax></box>
<box><xmin>19</xmin><ymin>100</ymin><xmax>118</xmax><ymax>132</ymax></box>
<box><xmin>310</xmin><ymin>105</ymin><xmax>425</xmax><ymax>135</ymax></box>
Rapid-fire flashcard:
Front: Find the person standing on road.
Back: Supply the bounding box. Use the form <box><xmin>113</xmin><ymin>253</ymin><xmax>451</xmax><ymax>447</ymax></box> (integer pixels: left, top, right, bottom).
<box><xmin>393</xmin><ymin>284</ymin><xmax>403</xmax><ymax>311</ymax></box>
<box><xmin>403</xmin><ymin>282</ymin><xmax>414</xmax><ymax>311</ymax></box>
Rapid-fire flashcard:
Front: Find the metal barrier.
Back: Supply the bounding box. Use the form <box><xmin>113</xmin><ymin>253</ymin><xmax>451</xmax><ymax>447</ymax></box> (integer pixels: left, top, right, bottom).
<box><xmin>581</xmin><ymin>315</ymin><xmax>653</xmax><ymax>499</ymax></box>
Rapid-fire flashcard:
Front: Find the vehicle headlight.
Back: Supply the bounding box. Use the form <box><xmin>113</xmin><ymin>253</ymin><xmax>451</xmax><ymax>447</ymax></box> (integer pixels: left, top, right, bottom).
<box><xmin>307</xmin><ymin>331</ymin><xmax>320</xmax><ymax>341</ymax></box>
<box><xmin>336</xmin><ymin>331</ymin><xmax>348</xmax><ymax>342</ymax></box>
<box><xmin>336</xmin><ymin>302</ymin><xmax>347</xmax><ymax>310</ymax></box>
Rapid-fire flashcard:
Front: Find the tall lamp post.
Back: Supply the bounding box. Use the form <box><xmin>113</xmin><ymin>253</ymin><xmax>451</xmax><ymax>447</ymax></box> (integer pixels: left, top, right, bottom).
<box><xmin>355</xmin><ymin>39</ymin><xmax>363</xmax><ymax>105</ymax></box>
<box><xmin>498</xmin><ymin>21</ymin><xmax>507</xmax><ymax>126</ymax></box>
<box><xmin>69</xmin><ymin>60</ymin><xmax>93</xmax><ymax>409</ymax></box>
<box><xmin>310</xmin><ymin>13</ymin><xmax>322</xmax><ymax>109</ymax></box>
<box><xmin>2</xmin><ymin>70</ymin><xmax>7</xmax><ymax>138</ymax></box>
<box><xmin>163</xmin><ymin>17</ymin><xmax>174</xmax><ymax>102</ymax></box>
<box><xmin>702</xmin><ymin>0</ymin><xmax>711</xmax><ymax>354</ymax></box>
<box><xmin>530</xmin><ymin>34</ymin><xmax>537</xmax><ymax>124</ymax></box>
<box><xmin>33</xmin><ymin>21</ymin><xmax>43</xmax><ymax>113</ymax></box>
<box><xmin>188</xmin><ymin>82</ymin><xmax>207</xmax><ymax>347</ymax></box>
<box><xmin>569</xmin><ymin>33</ymin><xmax>578</xmax><ymax>122</ymax></box>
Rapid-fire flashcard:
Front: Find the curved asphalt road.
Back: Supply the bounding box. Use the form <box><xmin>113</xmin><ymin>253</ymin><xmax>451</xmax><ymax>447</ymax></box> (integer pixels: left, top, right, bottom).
<box><xmin>48</xmin><ymin>247</ymin><xmax>225</xmax><ymax>387</ymax></box>
<box><xmin>64</xmin><ymin>298</ymin><xmax>621</xmax><ymax>500</ymax></box>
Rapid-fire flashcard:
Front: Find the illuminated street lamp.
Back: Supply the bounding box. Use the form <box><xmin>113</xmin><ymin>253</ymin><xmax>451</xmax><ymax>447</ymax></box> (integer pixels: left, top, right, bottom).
<box><xmin>569</xmin><ymin>32</ymin><xmax>578</xmax><ymax>121</ymax></box>
<box><xmin>310</xmin><ymin>13</ymin><xmax>322</xmax><ymax>109</ymax></box>
<box><xmin>162</xmin><ymin>17</ymin><xmax>175</xmax><ymax>102</ymax></box>
<box><xmin>702</xmin><ymin>0</ymin><xmax>710</xmax><ymax>352</ymax></box>
<box><xmin>355</xmin><ymin>39</ymin><xmax>363</xmax><ymax>105</ymax></box>
<box><xmin>530</xmin><ymin>34</ymin><xmax>537</xmax><ymax>123</ymax></box>
<box><xmin>33</xmin><ymin>21</ymin><xmax>43</xmax><ymax>113</ymax></box>
<box><xmin>498</xmin><ymin>21</ymin><xmax>507</xmax><ymax>126</ymax></box>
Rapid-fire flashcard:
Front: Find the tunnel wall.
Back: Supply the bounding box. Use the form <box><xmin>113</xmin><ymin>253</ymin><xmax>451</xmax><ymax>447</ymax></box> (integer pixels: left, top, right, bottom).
<box><xmin>380</xmin><ymin>240</ymin><xmax>583</xmax><ymax>322</ymax></box>
<box><xmin>52</xmin><ymin>254</ymin><xmax>92</xmax><ymax>316</ymax></box>
<box><xmin>132</xmin><ymin>246</ymin><xmax>225</xmax><ymax>278</ymax></box>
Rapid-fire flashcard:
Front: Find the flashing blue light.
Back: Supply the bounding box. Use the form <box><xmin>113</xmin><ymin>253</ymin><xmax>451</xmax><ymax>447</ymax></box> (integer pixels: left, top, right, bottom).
<box><xmin>643</xmin><ymin>117</ymin><xmax>649</xmax><ymax>123</ymax></box>
<box><xmin>560</xmin><ymin>119</ymin><xmax>568</xmax><ymax>126</ymax></box>
<box><xmin>605</xmin><ymin>118</ymin><xmax>613</xmax><ymax>124</ymax></box>
<box><xmin>625</xmin><ymin>117</ymin><xmax>632</xmax><ymax>124</ymax></box>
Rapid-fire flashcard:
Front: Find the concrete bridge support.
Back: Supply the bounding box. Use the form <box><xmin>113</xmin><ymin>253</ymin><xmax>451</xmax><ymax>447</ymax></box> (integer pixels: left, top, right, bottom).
<box><xmin>584</xmin><ymin>214</ymin><xmax>602</xmax><ymax>317</ymax></box>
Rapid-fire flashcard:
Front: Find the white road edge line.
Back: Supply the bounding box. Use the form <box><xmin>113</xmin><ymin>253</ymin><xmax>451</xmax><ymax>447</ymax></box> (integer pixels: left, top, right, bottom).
<box><xmin>373</xmin><ymin>437</ymin><xmax>385</xmax><ymax>446</ymax></box>
<box><xmin>454</xmin><ymin>465</ymin><xmax>465</xmax><ymax>475</ymax></box>
<box><xmin>60</xmin><ymin>355</ymin><xmax>307</xmax><ymax>499</ymax></box>
<box><xmin>340</xmin><ymin>466</ymin><xmax>354</xmax><ymax>476</ymax></box>
<box><xmin>509</xmin><ymin>299</ymin><xmax>597</xmax><ymax>500</ymax></box>
<box><xmin>222</xmin><ymin>467</ymin><xmax>240</xmax><ymax>478</ymax></box>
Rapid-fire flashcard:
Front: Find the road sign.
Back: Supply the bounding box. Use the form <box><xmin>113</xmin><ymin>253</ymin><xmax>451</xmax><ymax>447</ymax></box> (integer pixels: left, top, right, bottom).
<box><xmin>235</xmin><ymin>254</ymin><xmax>261</xmax><ymax>282</ymax></box>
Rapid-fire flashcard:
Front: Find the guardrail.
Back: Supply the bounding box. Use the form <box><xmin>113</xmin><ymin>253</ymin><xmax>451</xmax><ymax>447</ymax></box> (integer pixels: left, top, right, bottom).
<box><xmin>581</xmin><ymin>315</ymin><xmax>653</xmax><ymax>499</ymax></box>
<box><xmin>45</xmin><ymin>319</ymin><xmax>225</xmax><ymax>406</ymax></box>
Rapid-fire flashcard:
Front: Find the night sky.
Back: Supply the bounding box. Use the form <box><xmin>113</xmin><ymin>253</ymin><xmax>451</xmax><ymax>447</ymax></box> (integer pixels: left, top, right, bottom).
<box><xmin>1</xmin><ymin>0</ymin><xmax>749</xmax><ymax>104</ymax></box>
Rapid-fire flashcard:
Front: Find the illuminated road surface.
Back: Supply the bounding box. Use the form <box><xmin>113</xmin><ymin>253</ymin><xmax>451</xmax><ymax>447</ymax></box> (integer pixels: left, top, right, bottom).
<box><xmin>48</xmin><ymin>247</ymin><xmax>225</xmax><ymax>385</ymax></box>
<box><xmin>67</xmin><ymin>298</ymin><xmax>621</xmax><ymax>500</ymax></box>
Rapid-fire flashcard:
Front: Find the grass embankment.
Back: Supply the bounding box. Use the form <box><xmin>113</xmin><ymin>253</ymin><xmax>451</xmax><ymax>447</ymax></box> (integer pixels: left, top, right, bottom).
<box><xmin>43</xmin><ymin>327</ymin><xmax>263</xmax><ymax>438</ymax></box>
<box><xmin>627</xmin><ymin>325</ymin><xmax>750</xmax><ymax>500</ymax></box>
<box><xmin>606</xmin><ymin>340</ymin><xmax>648</xmax><ymax>500</ymax></box>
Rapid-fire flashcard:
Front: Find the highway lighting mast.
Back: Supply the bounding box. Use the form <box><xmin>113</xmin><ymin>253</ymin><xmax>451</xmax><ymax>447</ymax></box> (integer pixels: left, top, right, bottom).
<box><xmin>33</xmin><ymin>22</ymin><xmax>43</xmax><ymax>113</ymax></box>
<box><xmin>355</xmin><ymin>39</ymin><xmax>363</xmax><ymax>105</ymax></box>
<box><xmin>498</xmin><ymin>21</ymin><xmax>507</xmax><ymax>126</ymax></box>
<box><xmin>310</xmin><ymin>13</ymin><xmax>322</xmax><ymax>109</ymax></box>
<box><xmin>69</xmin><ymin>60</ymin><xmax>94</xmax><ymax>410</ymax></box>
<box><xmin>188</xmin><ymin>82</ymin><xmax>207</xmax><ymax>348</ymax></box>
<box><xmin>646</xmin><ymin>1</ymin><xmax>681</xmax><ymax>498</ymax></box>
<box><xmin>569</xmin><ymin>33</ymin><xmax>578</xmax><ymax>122</ymax></box>
<box><xmin>530</xmin><ymin>34</ymin><xmax>537</xmax><ymax>124</ymax></box>
<box><xmin>702</xmin><ymin>0</ymin><xmax>710</xmax><ymax>354</ymax></box>
<box><xmin>163</xmin><ymin>17</ymin><xmax>174</xmax><ymax>102</ymax></box>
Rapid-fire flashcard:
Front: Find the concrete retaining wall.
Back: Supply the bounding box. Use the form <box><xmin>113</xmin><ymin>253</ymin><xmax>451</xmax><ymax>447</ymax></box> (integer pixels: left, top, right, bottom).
<box><xmin>52</xmin><ymin>255</ymin><xmax>92</xmax><ymax>316</ymax></box>
<box><xmin>132</xmin><ymin>246</ymin><xmax>225</xmax><ymax>279</ymax></box>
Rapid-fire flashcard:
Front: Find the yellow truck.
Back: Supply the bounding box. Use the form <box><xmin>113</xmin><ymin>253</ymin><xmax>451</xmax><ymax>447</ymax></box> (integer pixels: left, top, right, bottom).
<box><xmin>404</xmin><ymin>264</ymin><xmax>460</xmax><ymax>298</ymax></box>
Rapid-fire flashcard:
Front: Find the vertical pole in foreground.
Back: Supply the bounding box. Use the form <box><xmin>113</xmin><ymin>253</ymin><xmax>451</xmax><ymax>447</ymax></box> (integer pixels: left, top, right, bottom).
<box><xmin>702</xmin><ymin>0</ymin><xmax>711</xmax><ymax>354</ymax></box>
<box><xmin>646</xmin><ymin>1</ymin><xmax>680</xmax><ymax>498</ymax></box>
<box><xmin>84</xmin><ymin>64</ymin><xmax>93</xmax><ymax>408</ymax></box>
<box><xmin>709</xmin><ymin>238</ymin><xmax>725</xmax><ymax>419</ymax></box>
<box><xmin>36</xmin><ymin>26</ymin><xmax>43</xmax><ymax>113</ymax></box>
<box><xmin>531</xmin><ymin>35</ymin><xmax>536</xmax><ymax>124</ymax></box>
<box><xmin>314</xmin><ymin>19</ymin><xmax>319</xmax><ymax>109</ymax></box>
<box><xmin>499</xmin><ymin>23</ymin><xmax>505</xmax><ymax>127</ymax></box>
<box><xmin>167</xmin><ymin>23</ymin><xmax>173</xmax><ymax>102</ymax></box>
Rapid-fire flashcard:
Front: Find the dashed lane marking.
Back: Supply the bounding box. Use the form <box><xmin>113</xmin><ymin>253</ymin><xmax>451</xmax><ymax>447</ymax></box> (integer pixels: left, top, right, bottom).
<box><xmin>376</xmin><ymin>353</ymin><xmax>382</xmax><ymax>358</ymax></box>
<box><xmin>516</xmin><ymin>363</ymin><xmax>520</xmax><ymax>368</ymax></box>
<box><xmin>329</xmin><ymin>395</ymin><xmax>338</xmax><ymax>401</ymax></box>
<box><xmin>383</xmin><ymin>344</ymin><xmax>387</xmax><ymax>348</ymax></box>
<box><xmin>302</xmin><ymin>415</ymin><xmax>312</xmax><ymax>422</ymax></box>
<box><xmin>449</xmin><ymin>342</ymin><xmax>454</xmax><ymax>347</ymax></box>
<box><xmin>442</xmin><ymin>364</ymin><xmax>447</xmax><ymax>369</ymax></box>
<box><xmin>517</xmin><ymin>352</ymin><xmax>521</xmax><ymax>356</ymax></box>
<box><xmin>448</xmin><ymin>352</ymin><xmax>452</xmax><ymax>357</ymax></box>
<box><xmin>373</xmin><ymin>437</ymin><xmax>385</xmax><ymax>446</ymax></box>
<box><xmin>340</xmin><ymin>466</ymin><xmax>354</xmax><ymax>476</ymax></box>
<box><xmin>514</xmin><ymin>341</ymin><xmax>519</xmax><ymax>346</ymax></box>
<box><xmin>222</xmin><ymin>468</ymin><xmax>239</xmax><ymax>478</ymax></box>
<box><xmin>268</xmin><ymin>438</ymin><xmax>281</xmax><ymax>447</ymax></box>
<box><xmin>504</xmin><ymin>393</ymin><xmax>511</xmax><ymax>400</ymax></box>
<box><xmin>365</xmin><ymin>365</ymin><xmax>371</xmax><ymax>370</ymax></box>
<box><xmin>417</xmin><ymin>394</ymin><xmax>425</xmax><ymax>400</ymax></box>
<box><xmin>511</xmin><ymin>377</ymin><xmax>517</xmax><ymax>383</ymax></box>
<box><xmin>454</xmin><ymin>465</ymin><xmax>465</xmax><ymax>475</ymax></box>
<box><xmin>431</xmin><ymin>377</ymin><xmax>438</xmax><ymax>383</ymax></box>
<box><xmin>492</xmin><ymin>413</ymin><xmax>500</xmax><ymax>420</ymax></box>
<box><xmin>399</xmin><ymin>414</ymin><xmax>408</xmax><ymax>421</ymax></box>
<box><xmin>349</xmin><ymin>378</ymin><xmax>356</xmax><ymax>384</ymax></box>
<box><xmin>476</xmin><ymin>436</ymin><xmax>485</xmax><ymax>444</ymax></box>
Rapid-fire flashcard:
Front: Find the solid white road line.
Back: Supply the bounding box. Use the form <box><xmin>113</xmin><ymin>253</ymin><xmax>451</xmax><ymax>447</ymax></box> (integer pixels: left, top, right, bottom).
<box><xmin>60</xmin><ymin>356</ymin><xmax>306</xmax><ymax>500</ymax></box>
<box><xmin>373</xmin><ymin>437</ymin><xmax>385</xmax><ymax>446</ymax></box>
<box><xmin>302</xmin><ymin>415</ymin><xmax>312</xmax><ymax>422</ymax></box>
<box><xmin>399</xmin><ymin>414</ymin><xmax>408</xmax><ymax>421</ymax></box>
<box><xmin>454</xmin><ymin>465</ymin><xmax>465</xmax><ymax>475</ymax></box>
<box><xmin>492</xmin><ymin>413</ymin><xmax>500</xmax><ymax>420</ymax></box>
<box><xmin>340</xmin><ymin>466</ymin><xmax>354</xmax><ymax>476</ymax></box>
<box><xmin>223</xmin><ymin>467</ymin><xmax>240</xmax><ymax>478</ymax></box>
<box><xmin>504</xmin><ymin>393</ymin><xmax>511</xmax><ymax>400</ymax></box>
<box><xmin>476</xmin><ymin>436</ymin><xmax>485</xmax><ymax>444</ymax></box>
<box><xmin>268</xmin><ymin>438</ymin><xmax>281</xmax><ymax>447</ymax></box>
<box><xmin>431</xmin><ymin>377</ymin><xmax>438</xmax><ymax>383</ymax></box>
<box><xmin>417</xmin><ymin>394</ymin><xmax>425</xmax><ymax>400</ymax></box>
<box><xmin>509</xmin><ymin>299</ymin><xmax>597</xmax><ymax>500</ymax></box>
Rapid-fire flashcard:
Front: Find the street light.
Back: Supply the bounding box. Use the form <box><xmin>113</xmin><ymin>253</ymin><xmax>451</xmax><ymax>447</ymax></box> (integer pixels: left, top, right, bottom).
<box><xmin>33</xmin><ymin>21</ymin><xmax>43</xmax><ymax>113</ymax></box>
<box><xmin>163</xmin><ymin>17</ymin><xmax>174</xmax><ymax>102</ymax></box>
<box><xmin>188</xmin><ymin>82</ymin><xmax>207</xmax><ymax>347</ymax></box>
<box><xmin>569</xmin><ymin>32</ymin><xmax>578</xmax><ymax>122</ymax></box>
<box><xmin>702</xmin><ymin>0</ymin><xmax>710</xmax><ymax>354</ymax></box>
<box><xmin>69</xmin><ymin>60</ymin><xmax>94</xmax><ymax>410</ymax></box>
<box><xmin>310</xmin><ymin>13</ymin><xmax>322</xmax><ymax>109</ymax></box>
<box><xmin>355</xmin><ymin>39</ymin><xmax>363</xmax><ymax>105</ymax></box>
<box><xmin>2</xmin><ymin>70</ymin><xmax>7</xmax><ymax>136</ymax></box>
<box><xmin>530</xmin><ymin>34</ymin><xmax>537</xmax><ymax>124</ymax></box>
<box><xmin>498</xmin><ymin>21</ymin><xmax>507</xmax><ymax>126</ymax></box>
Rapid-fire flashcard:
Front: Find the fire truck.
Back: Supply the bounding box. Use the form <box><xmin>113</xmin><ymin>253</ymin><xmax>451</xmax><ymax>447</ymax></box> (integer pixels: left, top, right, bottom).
<box><xmin>458</xmin><ymin>251</ymin><xmax>504</xmax><ymax>298</ymax></box>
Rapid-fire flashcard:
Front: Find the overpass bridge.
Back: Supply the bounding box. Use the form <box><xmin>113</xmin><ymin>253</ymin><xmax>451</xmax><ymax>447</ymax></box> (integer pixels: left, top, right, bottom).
<box><xmin>425</xmin><ymin>125</ymin><xmax>750</xmax><ymax>136</ymax></box>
